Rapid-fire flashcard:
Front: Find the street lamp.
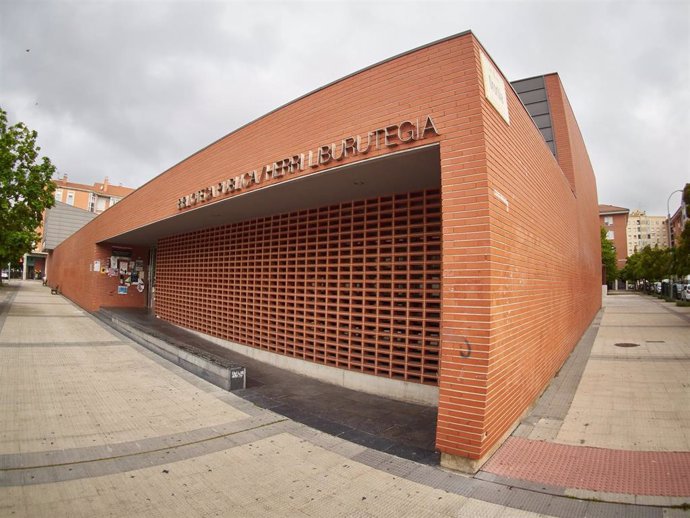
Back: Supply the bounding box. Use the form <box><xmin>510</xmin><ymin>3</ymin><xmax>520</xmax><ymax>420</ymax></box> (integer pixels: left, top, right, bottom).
<box><xmin>667</xmin><ymin>189</ymin><xmax>683</xmax><ymax>249</ymax></box>
<box><xmin>666</xmin><ymin>189</ymin><xmax>683</xmax><ymax>298</ymax></box>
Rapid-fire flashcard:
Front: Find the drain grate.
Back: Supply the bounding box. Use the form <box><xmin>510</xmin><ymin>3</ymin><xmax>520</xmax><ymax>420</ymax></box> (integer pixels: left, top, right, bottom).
<box><xmin>614</xmin><ymin>342</ymin><xmax>640</xmax><ymax>348</ymax></box>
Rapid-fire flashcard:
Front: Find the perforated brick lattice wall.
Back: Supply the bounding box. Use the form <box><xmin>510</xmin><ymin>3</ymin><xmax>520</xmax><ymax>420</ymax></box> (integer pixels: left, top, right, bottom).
<box><xmin>155</xmin><ymin>189</ymin><xmax>442</xmax><ymax>385</ymax></box>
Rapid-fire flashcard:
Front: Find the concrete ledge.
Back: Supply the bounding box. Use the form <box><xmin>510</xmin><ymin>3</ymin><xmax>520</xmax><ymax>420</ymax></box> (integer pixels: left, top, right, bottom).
<box><xmin>186</xmin><ymin>327</ymin><xmax>439</xmax><ymax>407</ymax></box>
<box><xmin>97</xmin><ymin>312</ymin><xmax>246</xmax><ymax>392</ymax></box>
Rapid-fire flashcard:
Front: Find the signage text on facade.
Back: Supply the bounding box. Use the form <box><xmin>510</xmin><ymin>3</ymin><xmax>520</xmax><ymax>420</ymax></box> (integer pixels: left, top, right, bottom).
<box><xmin>177</xmin><ymin>115</ymin><xmax>439</xmax><ymax>210</ymax></box>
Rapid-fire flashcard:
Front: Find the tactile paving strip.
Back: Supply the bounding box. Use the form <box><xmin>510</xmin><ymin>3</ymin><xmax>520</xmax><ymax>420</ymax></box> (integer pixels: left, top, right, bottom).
<box><xmin>483</xmin><ymin>436</ymin><xmax>690</xmax><ymax>496</ymax></box>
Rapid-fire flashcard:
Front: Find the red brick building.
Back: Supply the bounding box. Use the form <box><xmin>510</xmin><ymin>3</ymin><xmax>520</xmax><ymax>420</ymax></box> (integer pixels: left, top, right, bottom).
<box><xmin>599</xmin><ymin>204</ymin><xmax>629</xmax><ymax>270</ymax></box>
<box><xmin>669</xmin><ymin>202</ymin><xmax>688</xmax><ymax>248</ymax></box>
<box><xmin>46</xmin><ymin>32</ymin><xmax>601</xmax><ymax>471</ymax></box>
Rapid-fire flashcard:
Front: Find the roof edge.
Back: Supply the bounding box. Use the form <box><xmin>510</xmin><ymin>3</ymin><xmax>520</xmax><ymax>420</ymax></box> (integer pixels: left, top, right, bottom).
<box><xmin>513</xmin><ymin>71</ymin><xmax>560</xmax><ymax>84</ymax></box>
<box><xmin>599</xmin><ymin>210</ymin><xmax>629</xmax><ymax>216</ymax></box>
<box><xmin>126</xmin><ymin>30</ymin><xmax>474</xmax><ymax>196</ymax></box>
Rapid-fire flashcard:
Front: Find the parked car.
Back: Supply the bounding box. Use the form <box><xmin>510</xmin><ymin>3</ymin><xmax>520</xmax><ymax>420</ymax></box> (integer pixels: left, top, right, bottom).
<box><xmin>1</xmin><ymin>270</ymin><xmax>8</xmax><ymax>280</ymax></box>
<box><xmin>673</xmin><ymin>283</ymin><xmax>684</xmax><ymax>300</ymax></box>
<box><xmin>680</xmin><ymin>284</ymin><xmax>690</xmax><ymax>302</ymax></box>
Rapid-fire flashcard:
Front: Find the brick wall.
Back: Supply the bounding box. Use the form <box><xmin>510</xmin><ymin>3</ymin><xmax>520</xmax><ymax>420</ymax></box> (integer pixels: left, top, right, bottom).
<box><xmin>446</xmin><ymin>63</ymin><xmax>599</xmax><ymax>463</ymax></box>
<box><xmin>156</xmin><ymin>190</ymin><xmax>442</xmax><ymax>384</ymax></box>
<box><xmin>49</xmin><ymin>239</ymin><xmax>148</xmax><ymax>309</ymax></box>
<box><xmin>436</xmin><ymin>38</ymin><xmax>491</xmax><ymax>462</ymax></box>
<box><xmin>437</xmin><ymin>43</ymin><xmax>600</xmax><ymax>466</ymax></box>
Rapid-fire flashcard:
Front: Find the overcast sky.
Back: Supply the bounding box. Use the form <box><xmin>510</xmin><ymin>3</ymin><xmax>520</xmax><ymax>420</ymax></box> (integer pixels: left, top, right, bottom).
<box><xmin>1</xmin><ymin>0</ymin><xmax>688</xmax><ymax>216</ymax></box>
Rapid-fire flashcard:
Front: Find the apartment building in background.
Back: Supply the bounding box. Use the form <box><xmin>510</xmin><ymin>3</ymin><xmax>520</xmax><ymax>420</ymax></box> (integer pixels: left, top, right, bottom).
<box><xmin>53</xmin><ymin>174</ymin><xmax>135</xmax><ymax>214</ymax></box>
<box><xmin>599</xmin><ymin>204</ymin><xmax>629</xmax><ymax>269</ymax></box>
<box><xmin>22</xmin><ymin>175</ymin><xmax>136</xmax><ymax>280</ymax></box>
<box><xmin>626</xmin><ymin>209</ymin><xmax>669</xmax><ymax>255</ymax></box>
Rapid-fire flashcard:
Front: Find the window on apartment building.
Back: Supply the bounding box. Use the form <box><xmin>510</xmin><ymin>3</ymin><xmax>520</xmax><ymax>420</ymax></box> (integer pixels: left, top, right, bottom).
<box><xmin>110</xmin><ymin>197</ymin><xmax>121</xmax><ymax>206</ymax></box>
<box><xmin>604</xmin><ymin>216</ymin><xmax>613</xmax><ymax>225</ymax></box>
<box><xmin>88</xmin><ymin>193</ymin><xmax>96</xmax><ymax>212</ymax></box>
<box><xmin>66</xmin><ymin>191</ymin><xmax>75</xmax><ymax>206</ymax></box>
<box><xmin>606</xmin><ymin>230</ymin><xmax>614</xmax><ymax>240</ymax></box>
<box><xmin>95</xmin><ymin>196</ymin><xmax>108</xmax><ymax>213</ymax></box>
<box><xmin>54</xmin><ymin>189</ymin><xmax>62</xmax><ymax>202</ymax></box>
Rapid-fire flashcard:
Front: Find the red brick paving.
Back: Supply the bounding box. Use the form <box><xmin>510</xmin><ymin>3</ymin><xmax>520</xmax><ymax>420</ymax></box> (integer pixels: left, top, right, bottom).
<box><xmin>482</xmin><ymin>437</ymin><xmax>690</xmax><ymax>496</ymax></box>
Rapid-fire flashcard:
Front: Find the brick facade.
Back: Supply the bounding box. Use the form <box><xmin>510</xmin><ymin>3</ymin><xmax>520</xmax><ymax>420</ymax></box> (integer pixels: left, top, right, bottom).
<box><xmin>599</xmin><ymin>205</ymin><xmax>629</xmax><ymax>269</ymax></box>
<box><xmin>156</xmin><ymin>190</ymin><xmax>442</xmax><ymax>384</ymax></box>
<box><xmin>46</xmin><ymin>32</ymin><xmax>601</xmax><ymax>469</ymax></box>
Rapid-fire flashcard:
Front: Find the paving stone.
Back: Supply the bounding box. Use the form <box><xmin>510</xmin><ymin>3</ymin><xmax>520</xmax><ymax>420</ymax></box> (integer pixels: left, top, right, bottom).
<box><xmin>584</xmin><ymin>500</ymin><xmax>662</xmax><ymax>518</ymax></box>
<box><xmin>544</xmin><ymin>497</ymin><xmax>590</xmax><ymax>518</ymax></box>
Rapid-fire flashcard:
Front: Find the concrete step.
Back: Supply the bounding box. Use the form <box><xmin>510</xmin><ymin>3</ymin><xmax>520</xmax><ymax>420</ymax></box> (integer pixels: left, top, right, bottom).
<box><xmin>95</xmin><ymin>308</ymin><xmax>246</xmax><ymax>391</ymax></box>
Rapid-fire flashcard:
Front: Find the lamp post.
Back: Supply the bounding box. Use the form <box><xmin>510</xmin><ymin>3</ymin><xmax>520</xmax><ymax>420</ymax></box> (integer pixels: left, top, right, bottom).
<box><xmin>666</xmin><ymin>189</ymin><xmax>683</xmax><ymax>298</ymax></box>
<box><xmin>667</xmin><ymin>189</ymin><xmax>683</xmax><ymax>249</ymax></box>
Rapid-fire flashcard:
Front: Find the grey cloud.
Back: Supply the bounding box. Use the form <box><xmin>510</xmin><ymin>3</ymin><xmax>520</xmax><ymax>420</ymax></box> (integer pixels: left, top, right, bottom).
<box><xmin>1</xmin><ymin>0</ymin><xmax>687</xmax><ymax>215</ymax></box>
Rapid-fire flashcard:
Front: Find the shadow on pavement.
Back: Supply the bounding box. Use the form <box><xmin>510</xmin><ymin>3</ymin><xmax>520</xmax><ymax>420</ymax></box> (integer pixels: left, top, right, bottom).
<box><xmin>97</xmin><ymin>307</ymin><xmax>440</xmax><ymax>466</ymax></box>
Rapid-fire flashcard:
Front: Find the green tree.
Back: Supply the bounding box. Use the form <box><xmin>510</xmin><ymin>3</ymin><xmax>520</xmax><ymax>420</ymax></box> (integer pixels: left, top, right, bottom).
<box><xmin>620</xmin><ymin>252</ymin><xmax>641</xmax><ymax>284</ymax></box>
<box><xmin>623</xmin><ymin>245</ymin><xmax>677</xmax><ymax>292</ymax></box>
<box><xmin>600</xmin><ymin>226</ymin><xmax>618</xmax><ymax>285</ymax></box>
<box><xmin>0</xmin><ymin>108</ymin><xmax>56</xmax><ymax>270</ymax></box>
<box><xmin>638</xmin><ymin>245</ymin><xmax>671</xmax><ymax>283</ymax></box>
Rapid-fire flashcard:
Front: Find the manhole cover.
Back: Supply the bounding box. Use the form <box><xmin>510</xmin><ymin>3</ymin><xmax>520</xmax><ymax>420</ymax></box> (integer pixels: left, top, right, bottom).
<box><xmin>614</xmin><ymin>342</ymin><xmax>640</xmax><ymax>348</ymax></box>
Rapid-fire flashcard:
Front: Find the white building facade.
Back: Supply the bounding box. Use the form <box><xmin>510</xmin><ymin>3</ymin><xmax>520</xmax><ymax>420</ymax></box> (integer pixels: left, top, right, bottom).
<box><xmin>626</xmin><ymin>209</ymin><xmax>669</xmax><ymax>255</ymax></box>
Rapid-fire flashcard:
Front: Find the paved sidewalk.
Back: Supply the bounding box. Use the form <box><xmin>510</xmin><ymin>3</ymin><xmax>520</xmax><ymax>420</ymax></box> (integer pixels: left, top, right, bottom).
<box><xmin>482</xmin><ymin>293</ymin><xmax>690</xmax><ymax>506</ymax></box>
<box><xmin>0</xmin><ymin>281</ymin><xmax>687</xmax><ymax>517</ymax></box>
